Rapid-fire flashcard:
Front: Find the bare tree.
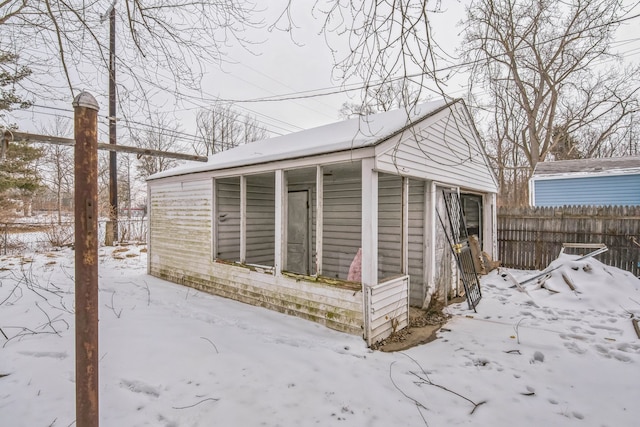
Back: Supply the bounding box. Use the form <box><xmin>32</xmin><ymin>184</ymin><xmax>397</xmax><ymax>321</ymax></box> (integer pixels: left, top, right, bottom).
<box><xmin>462</xmin><ymin>0</ymin><xmax>640</xmax><ymax>205</ymax></box>
<box><xmin>273</xmin><ymin>1</ymin><xmax>449</xmax><ymax>111</ymax></box>
<box><xmin>132</xmin><ymin>114</ymin><xmax>183</xmax><ymax>179</ymax></box>
<box><xmin>1</xmin><ymin>1</ymin><xmax>261</xmax><ymax>114</ymax></box>
<box><xmin>338</xmin><ymin>81</ymin><xmax>424</xmax><ymax>119</ymax></box>
<box><xmin>194</xmin><ymin>103</ymin><xmax>268</xmax><ymax>156</ymax></box>
<box><xmin>37</xmin><ymin>117</ymin><xmax>73</xmax><ymax>223</ymax></box>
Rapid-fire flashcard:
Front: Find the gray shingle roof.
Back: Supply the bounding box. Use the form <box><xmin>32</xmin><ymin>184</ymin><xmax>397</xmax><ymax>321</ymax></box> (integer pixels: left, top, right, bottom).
<box><xmin>533</xmin><ymin>156</ymin><xmax>640</xmax><ymax>176</ymax></box>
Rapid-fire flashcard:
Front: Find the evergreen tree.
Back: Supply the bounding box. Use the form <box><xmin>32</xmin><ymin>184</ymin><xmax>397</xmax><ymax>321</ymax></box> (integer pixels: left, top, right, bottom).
<box><xmin>0</xmin><ymin>51</ymin><xmax>32</xmax><ymax>111</ymax></box>
<box><xmin>1</xmin><ymin>50</ymin><xmax>38</xmax><ymax>219</ymax></box>
<box><xmin>0</xmin><ymin>140</ymin><xmax>43</xmax><ymax>217</ymax></box>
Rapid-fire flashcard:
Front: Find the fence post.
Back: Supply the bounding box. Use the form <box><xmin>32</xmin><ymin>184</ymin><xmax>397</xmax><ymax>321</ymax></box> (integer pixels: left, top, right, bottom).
<box><xmin>73</xmin><ymin>91</ymin><xmax>100</xmax><ymax>427</ymax></box>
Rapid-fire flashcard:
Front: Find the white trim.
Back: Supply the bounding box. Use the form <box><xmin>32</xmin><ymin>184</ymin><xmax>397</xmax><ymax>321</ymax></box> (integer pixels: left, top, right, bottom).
<box><xmin>211</xmin><ymin>178</ymin><xmax>218</xmax><ymax>260</ymax></box>
<box><xmin>401</xmin><ymin>177</ymin><xmax>409</xmax><ymax>274</ymax></box>
<box><xmin>315</xmin><ymin>165</ymin><xmax>324</xmax><ymax>276</ymax></box>
<box><xmin>274</xmin><ymin>170</ymin><xmax>285</xmax><ymax>276</ymax></box>
<box><xmin>528</xmin><ymin>177</ymin><xmax>535</xmax><ymax>206</ymax></box>
<box><xmin>146</xmin><ymin>182</ymin><xmax>151</xmax><ymax>274</ymax></box>
<box><xmin>531</xmin><ymin>169</ymin><xmax>640</xmax><ymax>181</ymax></box>
<box><xmin>483</xmin><ymin>193</ymin><xmax>497</xmax><ymax>259</ymax></box>
<box><xmin>361</xmin><ymin>157</ymin><xmax>378</xmax><ymax>287</ymax></box>
<box><xmin>239</xmin><ymin>175</ymin><xmax>247</xmax><ymax>264</ymax></box>
<box><xmin>425</xmin><ymin>180</ymin><xmax>436</xmax><ymax>305</ymax></box>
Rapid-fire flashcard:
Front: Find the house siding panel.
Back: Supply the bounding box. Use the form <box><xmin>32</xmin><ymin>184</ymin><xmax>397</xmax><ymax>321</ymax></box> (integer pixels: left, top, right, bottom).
<box><xmin>533</xmin><ymin>174</ymin><xmax>640</xmax><ymax>207</ymax></box>
<box><xmin>322</xmin><ymin>177</ymin><xmax>362</xmax><ymax>280</ymax></box>
<box><xmin>408</xmin><ymin>179</ymin><xmax>426</xmax><ymax>306</ymax></box>
<box><xmin>375</xmin><ymin>104</ymin><xmax>498</xmax><ymax>193</ymax></box>
<box><xmin>215</xmin><ymin>178</ymin><xmax>240</xmax><ymax>260</ymax></box>
<box><xmin>378</xmin><ymin>174</ymin><xmax>403</xmax><ymax>281</ymax></box>
<box><xmin>365</xmin><ymin>275</ymin><xmax>409</xmax><ymax>345</ymax></box>
<box><xmin>149</xmin><ymin>177</ymin><xmax>363</xmax><ymax>335</ymax></box>
<box><xmin>246</xmin><ymin>175</ymin><xmax>275</xmax><ymax>266</ymax></box>
<box><xmin>149</xmin><ymin>178</ymin><xmax>213</xmax><ymax>269</ymax></box>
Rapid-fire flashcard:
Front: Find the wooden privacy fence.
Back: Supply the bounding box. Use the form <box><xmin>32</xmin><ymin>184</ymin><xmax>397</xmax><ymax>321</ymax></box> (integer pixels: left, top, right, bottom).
<box><xmin>497</xmin><ymin>206</ymin><xmax>640</xmax><ymax>276</ymax></box>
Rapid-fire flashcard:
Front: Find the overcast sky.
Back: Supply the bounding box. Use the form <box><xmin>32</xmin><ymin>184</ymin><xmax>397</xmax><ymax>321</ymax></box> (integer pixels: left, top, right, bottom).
<box><xmin>6</xmin><ymin>0</ymin><xmax>640</xmax><ymax>146</ymax></box>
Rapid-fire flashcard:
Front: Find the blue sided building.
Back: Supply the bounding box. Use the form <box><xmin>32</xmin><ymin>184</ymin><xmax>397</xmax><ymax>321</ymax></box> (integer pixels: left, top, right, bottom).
<box><xmin>529</xmin><ymin>156</ymin><xmax>640</xmax><ymax>207</ymax></box>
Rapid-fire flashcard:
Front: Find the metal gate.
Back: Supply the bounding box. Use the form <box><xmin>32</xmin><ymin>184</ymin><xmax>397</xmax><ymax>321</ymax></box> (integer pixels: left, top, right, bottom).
<box><xmin>441</xmin><ymin>190</ymin><xmax>482</xmax><ymax>312</ymax></box>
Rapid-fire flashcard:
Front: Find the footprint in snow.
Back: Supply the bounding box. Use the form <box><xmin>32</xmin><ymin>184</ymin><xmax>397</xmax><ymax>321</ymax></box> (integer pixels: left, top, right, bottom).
<box><xmin>563</xmin><ymin>341</ymin><xmax>588</xmax><ymax>355</ymax></box>
<box><xmin>616</xmin><ymin>342</ymin><xmax>640</xmax><ymax>354</ymax></box>
<box><xmin>120</xmin><ymin>379</ymin><xmax>161</xmax><ymax>397</ymax></box>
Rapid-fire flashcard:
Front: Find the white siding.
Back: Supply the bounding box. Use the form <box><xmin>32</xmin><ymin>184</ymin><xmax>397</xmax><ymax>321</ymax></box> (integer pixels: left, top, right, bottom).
<box><xmin>215</xmin><ymin>177</ymin><xmax>241</xmax><ymax>261</ymax></box>
<box><xmin>375</xmin><ymin>103</ymin><xmax>498</xmax><ymax>193</ymax></box>
<box><xmin>323</xmin><ymin>176</ymin><xmax>362</xmax><ymax>280</ymax></box>
<box><xmin>149</xmin><ymin>176</ymin><xmax>363</xmax><ymax>335</ymax></box>
<box><xmin>246</xmin><ymin>174</ymin><xmax>275</xmax><ymax>266</ymax></box>
<box><xmin>365</xmin><ymin>275</ymin><xmax>410</xmax><ymax>345</ymax></box>
<box><xmin>149</xmin><ymin>178</ymin><xmax>212</xmax><ymax>270</ymax></box>
<box><xmin>378</xmin><ymin>173</ymin><xmax>402</xmax><ymax>280</ymax></box>
<box><xmin>408</xmin><ymin>179</ymin><xmax>426</xmax><ymax>306</ymax></box>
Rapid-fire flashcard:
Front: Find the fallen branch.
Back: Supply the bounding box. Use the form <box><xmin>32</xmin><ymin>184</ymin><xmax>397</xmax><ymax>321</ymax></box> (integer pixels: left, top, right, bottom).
<box><xmin>105</xmin><ymin>290</ymin><xmax>122</xmax><ymax>318</ymax></box>
<box><xmin>200</xmin><ymin>337</ymin><xmax>219</xmax><ymax>354</ymax></box>
<box><xmin>2</xmin><ymin>326</ymin><xmax>59</xmax><ymax>348</ymax></box>
<box><xmin>35</xmin><ymin>302</ymin><xmax>62</xmax><ymax>336</ymax></box>
<box><xmin>399</xmin><ymin>352</ymin><xmax>486</xmax><ymax>416</ymax></box>
<box><xmin>409</xmin><ymin>370</ymin><xmax>487</xmax><ymax>414</ymax></box>
<box><xmin>0</xmin><ymin>281</ymin><xmax>23</xmax><ymax>306</ymax></box>
<box><xmin>172</xmin><ymin>397</ymin><xmax>219</xmax><ymax>410</ymax></box>
<box><xmin>143</xmin><ymin>281</ymin><xmax>151</xmax><ymax>306</ymax></box>
<box><xmin>388</xmin><ymin>362</ymin><xmax>429</xmax><ymax>427</ymax></box>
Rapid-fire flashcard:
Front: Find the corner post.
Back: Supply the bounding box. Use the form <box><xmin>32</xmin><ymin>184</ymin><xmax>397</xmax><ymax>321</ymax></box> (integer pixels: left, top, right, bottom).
<box><xmin>315</xmin><ymin>165</ymin><xmax>323</xmax><ymax>276</ymax></box>
<box><xmin>274</xmin><ymin>170</ymin><xmax>286</xmax><ymax>276</ymax></box>
<box><xmin>361</xmin><ymin>158</ymin><xmax>378</xmax><ymax>287</ymax></box>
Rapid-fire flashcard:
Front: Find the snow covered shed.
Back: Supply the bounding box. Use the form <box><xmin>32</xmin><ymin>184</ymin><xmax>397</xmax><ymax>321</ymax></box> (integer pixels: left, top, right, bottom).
<box><xmin>529</xmin><ymin>156</ymin><xmax>640</xmax><ymax>207</ymax></box>
<box><xmin>146</xmin><ymin>99</ymin><xmax>498</xmax><ymax>345</ymax></box>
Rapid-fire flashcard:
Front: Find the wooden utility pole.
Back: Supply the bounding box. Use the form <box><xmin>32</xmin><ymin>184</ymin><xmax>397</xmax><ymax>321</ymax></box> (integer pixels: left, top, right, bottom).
<box><xmin>73</xmin><ymin>91</ymin><xmax>100</xmax><ymax>427</ymax></box>
<box><xmin>108</xmin><ymin>1</ymin><xmax>118</xmax><ymax>245</ymax></box>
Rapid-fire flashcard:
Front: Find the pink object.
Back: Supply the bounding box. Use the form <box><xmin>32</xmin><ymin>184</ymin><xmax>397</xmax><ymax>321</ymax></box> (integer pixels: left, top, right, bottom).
<box><xmin>347</xmin><ymin>248</ymin><xmax>362</xmax><ymax>282</ymax></box>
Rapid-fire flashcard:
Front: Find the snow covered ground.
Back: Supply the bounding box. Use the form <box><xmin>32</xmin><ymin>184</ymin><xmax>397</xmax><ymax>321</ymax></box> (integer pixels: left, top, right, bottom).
<box><xmin>1</xmin><ymin>246</ymin><xmax>639</xmax><ymax>427</ymax></box>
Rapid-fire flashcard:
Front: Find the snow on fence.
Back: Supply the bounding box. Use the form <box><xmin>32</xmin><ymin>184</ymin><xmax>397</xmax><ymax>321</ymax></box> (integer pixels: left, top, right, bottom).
<box><xmin>497</xmin><ymin>205</ymin><xmax>640</xmax><ymax>276</ymax></box>
<box><xmin>364</xmin><ymin>275</ymin><xmax>409</xmax><ymax>346</ymax></box>
<box><xmin>1</xmin><ymin>218</ymin><xmax>148</xmax><ymax>255</ymax></box>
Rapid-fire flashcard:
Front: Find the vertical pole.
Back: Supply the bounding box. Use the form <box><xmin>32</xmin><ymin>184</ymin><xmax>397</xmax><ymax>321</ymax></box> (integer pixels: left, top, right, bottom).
<box><xmin>401</xmin><ymin>177</ymin><xmax>409</xmax><ymax>275</ymax></box>
<box><xmin>239</xmin><ymin>175</ymin><xmax>246</xmax><ymax>264</ymax></box>
<box><xmin>211</xmin><ymin>178</ymin><xmax>218</xmax><ymax>260</ymax></box>
<box><xmin>274</xmin><ymin>170</ymin><xmax>285</xmax><ymax>276</ymax></box>
<box><xmin>315</xmin><ymin>165</ymin><xmax>323</xmax><ymax>276</ymax></box>
<box><xmin>108</xmin><ymin>5</ymin><xmax>118</xmax><ymax>244</ymax></box>
<box><xmin>73</xmin><ymin>92</ymin><xmax>100</xmax><ymax>427</ymax></box>
<box><xmin>361</xmin><ymin>158</ymin><xmax>378</xmax><ymax>287</ymax></box>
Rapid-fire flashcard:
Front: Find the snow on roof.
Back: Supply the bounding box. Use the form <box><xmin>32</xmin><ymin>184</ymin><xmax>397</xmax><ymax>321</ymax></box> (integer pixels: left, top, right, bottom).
<box><xmin>533</xmin><ymin>156</ymin><xmax>640</xmax><ymax>177</ymax></box>
<box><xmin>149</xmin><ymin>99</ymin><xmax>453</xmax><ymax>180</ymax></box>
